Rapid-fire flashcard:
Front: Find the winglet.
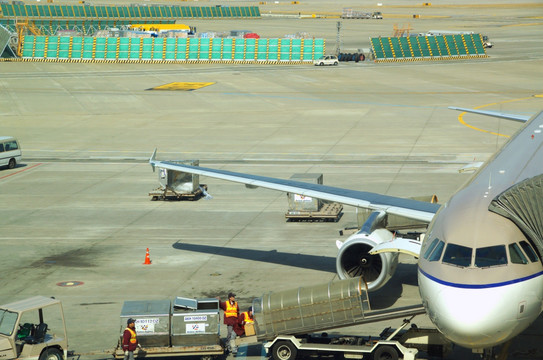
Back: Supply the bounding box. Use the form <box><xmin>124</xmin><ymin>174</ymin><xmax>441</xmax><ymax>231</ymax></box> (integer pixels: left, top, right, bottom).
<box><xmin>150</xmin><ymin>148</ymin><xmax>157</xmax><ymax>172</ymax></box>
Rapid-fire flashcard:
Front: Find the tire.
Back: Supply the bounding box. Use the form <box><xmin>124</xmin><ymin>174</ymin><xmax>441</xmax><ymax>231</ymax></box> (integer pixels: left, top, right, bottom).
<box><xmin>372</xmin><ymin>345</ymin><xmax>398</xmax><ymax>360</ymax></box>
<box><xmin>8</xmin><ymin>158</ymin><xmax>15</xmax><ymax>169</ymax></box>
<box><xmin>333</xmin><ymin>61</ymin><xmax>338</xmax><ymax>66</ymax></box>
<box><xmin>359</xmin><ymin>54</ymin><xmax>366</xmax><ymax>61</ymax></box>
<box><xmin>39</xmin><ymin>348</ymin><xmax>63</xmax><ymax>360</ymax></box>
<box><xmin>272</xmin><ymin>341</ymin><xmax>298</xmax><ymax>360</ymax></box>
<box><xmin>319</xmin><ymin>62</ymin><xmax>324</xmax><ymax>66</ymax></box>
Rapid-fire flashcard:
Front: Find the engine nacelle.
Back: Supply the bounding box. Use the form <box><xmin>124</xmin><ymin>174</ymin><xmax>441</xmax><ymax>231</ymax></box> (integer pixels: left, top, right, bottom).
<box><xmin>336</xmin><ymin>228</ymin><xmax>399</xmax><ymax>292</ymax></box>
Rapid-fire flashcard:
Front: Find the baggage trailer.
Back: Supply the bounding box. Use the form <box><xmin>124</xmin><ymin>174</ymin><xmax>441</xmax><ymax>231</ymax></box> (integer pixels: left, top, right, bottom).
<box><xmin>113</xmin><ymin>297</ymin><xmax>224</xmax><ymax>360</ymax></box>
<box><xmin>237</xmin><ymin>278</ymin><xmax>448</xmax><ymax>360</ymax></box>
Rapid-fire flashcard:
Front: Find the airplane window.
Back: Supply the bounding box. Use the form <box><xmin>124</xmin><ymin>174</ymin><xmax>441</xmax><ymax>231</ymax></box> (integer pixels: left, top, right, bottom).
<box><xmin>428</xmin><ymin>240</ymin><xmax>445</xmax><ymax>262</ymax></box>
<box><xmin>475</xmin><ymin>245</ymin><xmax>507</xmax><ymax>267</ymax></box>
<box><xmin>509</xmin><ymin>243</ymin><xmax>528</xmax><ymax>264</ymax></box>
<box><xmin>423</xmin><ymin>238</ymin><xmax>439</xmax><ymax>259</ymax></box>
<box><xmin>519</xmin><ymin>241</ymin><xmax>539</xmax><ymax>262</ymax></box>
<box><xmin>442</xmin><ymin>243</ymin><xmax>472</xmax><ymax>267</ymax></box>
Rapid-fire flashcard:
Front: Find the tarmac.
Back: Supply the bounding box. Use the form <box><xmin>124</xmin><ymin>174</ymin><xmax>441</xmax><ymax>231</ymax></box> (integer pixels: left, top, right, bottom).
<box><xmin>0</xmin><ymin>0</ymin><xmax>542</xmax><ymax>359</ymax></box>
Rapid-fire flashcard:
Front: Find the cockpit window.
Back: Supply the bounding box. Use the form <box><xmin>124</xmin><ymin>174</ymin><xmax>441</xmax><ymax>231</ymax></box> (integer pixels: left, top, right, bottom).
<box><xmin>442</xmin><ymin>243</ymin><xmax>472</xmax><ymax>267</ymax></box>
<box><xmin>475</xmin><ymin>245</ymin><xmax>507</xmax><ymax>267</ymax></box>
<box><xmin>519</xmin><ymin>241</ymin><xmax>539</xmax><ymax>262</ymax></box>
<box><xmin>509</xmin><ymin>243</ymin><xmax>528</xmax><ymax>264</ymax></box>
<box><xmin>423</xmin><ymin>238</ymin><xmax>439</xmax><ymax>259</ymax></box>
<box><xmin>428</xmin><ymin>240</ymin><xmax>445</xmax><ymax>262</ymax></box>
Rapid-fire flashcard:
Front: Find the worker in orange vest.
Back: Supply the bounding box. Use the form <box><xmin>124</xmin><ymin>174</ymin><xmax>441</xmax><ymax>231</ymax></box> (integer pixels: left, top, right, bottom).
<box><xmin>122</xmin><ymin>318</ymin><xmax>140</xmax><ymax>360</ymax></box>
<box><xmin>239</xmin><ymin>306</ymin><xmax>254</xmax><ymax>336</ymax></box>
<box><xmin>219</xmin><ymin>292</ymin><xmax>240</xmax><ymax>354</ymax></box>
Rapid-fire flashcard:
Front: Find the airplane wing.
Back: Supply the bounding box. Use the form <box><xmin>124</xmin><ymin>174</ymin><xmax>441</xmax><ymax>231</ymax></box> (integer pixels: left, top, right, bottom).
<box><xmin>149</xmin><ymin>149</ymin><xmax>439</xmax><ymax>223</ymax></box>
<box><xmin>448</xmin><ymin>107</ymin><xmax>531</xmax><ymax>123</ymax></box>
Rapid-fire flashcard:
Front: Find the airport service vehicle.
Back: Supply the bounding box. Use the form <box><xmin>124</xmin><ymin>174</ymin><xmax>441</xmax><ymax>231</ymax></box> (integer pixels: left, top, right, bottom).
<box><xmin>0</xmin><ymin>296</ymin><xmax>68</xmax><ymax>360</ymax></box>
<box><xmin>313</xmin><ymin>55</ymin><xmax>338</xmax><ymax>66</ymax></box>
<box><xmin>0</xmin><ymin>136</ymin><xmax>22</xmax><ymax>169</ymax></box>
<box><xmin>236</xmin><ymin>278</ymin><xmax>450</xmax><ymax>360</ymax></box>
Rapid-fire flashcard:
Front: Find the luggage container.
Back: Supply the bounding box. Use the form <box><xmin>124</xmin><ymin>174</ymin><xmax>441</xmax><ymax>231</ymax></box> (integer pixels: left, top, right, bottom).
<box><xmin>119</xmin><ymin>299</ymin><xmax>171</xmax><ymax>347</ymax></box>
<box><xmin>171</xmin><ymin>297</ymin><xmax>221</xmax><ymax>347</ymax></box>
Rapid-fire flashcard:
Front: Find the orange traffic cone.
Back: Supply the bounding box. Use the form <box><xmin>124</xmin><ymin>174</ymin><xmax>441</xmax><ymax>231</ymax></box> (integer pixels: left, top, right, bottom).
<box><xmin>143</xmin><ymin>248</ymin><xmax>152</xmax><ymax>265</ymax></box>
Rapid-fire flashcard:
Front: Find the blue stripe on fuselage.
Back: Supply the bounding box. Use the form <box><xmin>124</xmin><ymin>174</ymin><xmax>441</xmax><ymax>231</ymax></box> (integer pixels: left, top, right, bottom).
<box><xmin>418</xmin><ymin>267</ymin><xmax>543</xmax><ymax>289</ymax></box>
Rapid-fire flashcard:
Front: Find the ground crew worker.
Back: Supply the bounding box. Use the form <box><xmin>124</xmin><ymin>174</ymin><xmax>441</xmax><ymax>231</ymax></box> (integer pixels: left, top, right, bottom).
<box><xmin>239</xmin><ymin>306</ymin><xmax>254</xmax><ymax>336</ymax></box>
<box><xmin>122</xmin><ymin>318</ymin><xmax>140</xmax><ymax>360</ymax></box>
<box><xmin>219</xmin><ymin>292</ymin><xmax>240</xmax><ymax>354</ymax></box>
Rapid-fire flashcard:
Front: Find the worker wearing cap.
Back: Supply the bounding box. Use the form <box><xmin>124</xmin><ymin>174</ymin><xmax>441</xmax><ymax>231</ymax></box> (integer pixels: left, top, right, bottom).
<box><xmin>122</xmin><ymin>318</ymin><xmax>141</xmax><ymax>360</ymax></box>
<box><xmin>239</xmin><ymin>306</ymin><xmax>254</xmax><ymax>336</ymax></box>
<box><xmin>219</xmin><ymin>292</ymin><xmax>240</xmax><ymax>354</ymax></box>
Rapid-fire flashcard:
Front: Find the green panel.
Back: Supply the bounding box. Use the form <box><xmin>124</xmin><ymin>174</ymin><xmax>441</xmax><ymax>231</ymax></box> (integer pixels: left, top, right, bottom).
<box><xmin>71</xmin><ymin>37</ymin><xmax>83</xmax><ymax>58</ymax></box>
<box><xmin>71</xmin><ymin>5</ymin><xmax>81</xmax><ymax>17</ymax></box>
<box><xmin>417</xmin><ymin>37</ymin><xmax>430</xmax><ymax>57</ymax></box>
<box><xmin>1</xmin><ymin>4</ymin><xmax>12</xmax><ymax>17</ymax></box>
<box><xmin>82</xmin><ymin>37</ymin><xmax>94</xmax><ymax>59</ymax></box>
<box><xmin>370</xmin><ymin>38</ymin><xmax>382</xmax><ymax>59</ymax></box>
<box><xmin>140</xmin><ymin>6</ymin><xmax>151</xmax><ymax>18</ymax></box>
<box><xmin>211</xmin><ymin>7</ymin><xmax>219</xmax><ymax>18</ymax></box>
<box><xmin>187</xmin><ymin>38</ymin><xmax>198</xmax><ymax>59</ymax></box>
<box><xmin>245</xmin><ymin>38</ymin><xmax>255</xmax><ymax>60</ymax></box>
<box><xmin>176</xmin><ymin>38</ymin><xmax>187</xmax><ymax>60</ymax></box>
<box><xmin>408</xmin><ymin>38</ymin><xmax>421</xmax><ymax>57</ymax></box>
<box><xmin>128</xmin><ymin>7</ymin><xmax>137</xmax><ymax>18</ymax></box>
<box><xmin>267</xmin><ymin>38</ymin><xmax>278</xmax><ymax>61</ymax></box>
<box><xmin>57</xmin><ymin>36</ymin><xmax>70</xmax><ymax>58</ymax></box>
<box><xmin>426</xmin><ymin>36</ymin><xmax>439</xmax><ymax>56</ymax></box>
<box><xmin>301</xmin><ymin>39</ymin><xmax>312</xmax><ymax>60</ymax></box>
<box><xmin>33</xmin><ymin>36</ymin><xmax>46</xmax><ymax>57</ymax></box>
<box><xmin>118</xmin><ymin>7</ymin><xmax>127</xmax><ymax>18</ymax></box>
<box><xmin>172</xmin><ymin>7</ymin><xmax>181</xmax><ymax>18</ymax></box>
<box><xmin>36</xmin><ymin>5</ymin><xmax>45</xmax><ymax>17</ymax></box>
<box><xmin>252</xmin><ymin>6</ymin><xmax>261</xmax><ymax>17</ymax></box>
<box><xmin>16</xmin><ymin>4</ymin><xmax>25</xmax><ymax>16</ymax></box>
<box><xmin>140</xmin><ymin>38</ymin><xmax>153</xmax><ymax>60</ymax></box>
<box><xmin>49</xmin><ymin>5</ymin><xmax>59</xmax><ymax>17</ymax></box>
<box><xmin>398</xmin><ymin>37</ymin><xmax>412</xmax><ymax>57</ymax></box>
<box><xmin>280</xmin><ymin>39</ymin><xmax>290</xmax><ymax>61</ymax></box>
<box><xmin>153</xmin><ymin>38</ymin><xmax>164</xmax><ymax>59</ymax></box>
<box><xmin>129</xmin><ymin>38</ymin><xmax>141</xmax><ymax>59</ymax></box>
<box><xmin>22</xmin><ymin>35</ymin><xmax>35</xmax><ymax>57</ymax></box>
<box><xmin>290</xmin><ymin>38</ymin><xmax>301</xmax><ymax>60</ymax></box>
<box><xmin>241</xmin><ymin>7</ymin><xmax>249</xmax><ymax>17</ymax></box>
<box><xmin>106</xmin><ymin>37</ymin><xmax>118</xmax><ymax>59</ymax></box>
<box><xmin>463</xmin><ymin>35</ymin><xmax>475</xmax><ymax>54</ymax></box>
<box><xmin>210</xmin><ymin>38</ymin><xmax>222</xmax><ymax>60</ymax></box>
<box><xmin>164</xmin><ymin>38</ymin><xmax>175</xmax><ymax>60</ymax></box>
<box><xmin>94</xmin><ymin>37</ymin><xmax>106</xmax><ymax>59</ymax></box>
<box><xmin>234</xmin><ymin>39</ymin><xmax>245</xmax><ymax>60</ymax></box>
<box><xmin>389</xmin><ymin>37</ymin><xmax>401</xmax><ymax>57</ymax></box>
<box><xmin>118</xmin><ymin>37</ymin><xmax>129</xmax><ymax>59</ymax></box>
<box><xmin>27</xmin><ymin>5</ymin><xmax>37</xmax><ymax>17</ymax></box>
<box><xmin>221</xmin><ymin>38</ymin><xmax>232</xmax><ymax>60</ymax></box>
<box><xmin>233</xmin><ymin>7</ymin><xmax>241</xmax><ymax>17</ymax></box>
<box><xmin>179</xmin><ymin>7</ymin><xmax>188</xmax><ymax>17</ymax></box>
<box><xmin>454</xmin><ymin>35</ymin><xmax>467</xmax><ymax>55</ymax></box>
<box><xmin>443</xmin><ymin>35</ymin><xmax>458</xmax><ymax>55</ymax></box>
<box><xmin>473</xmin><ymin>34</ymin><xmax>485</xmax><ymax>54</ymax></box>
<box><xmin>149</xmin><ymin>6</ymin><xmax>158</xmax><ymax>18</ymax></box>
<box><xmin>257</xmin><ymin>39</ymin><xmax>268</xmax><ymax>60</ymax></box>
<box><xmin>436</xmin><ymin>36</ymin><xmax>449</xmax><ymax>56</ymax></box>
<box><xmin>194</xmin><ymin>7</ymin><xmax>204</xmax><ymax>18</ymax></box>
<box><xmin>88</xmin><ymin>6</ymin><xmax>97</xmax><ymax>18</ymax></box>
<box><xmin>45</xmin><ymin>36</ymin><xmax>58</xmax><ymax>58</ymax></box>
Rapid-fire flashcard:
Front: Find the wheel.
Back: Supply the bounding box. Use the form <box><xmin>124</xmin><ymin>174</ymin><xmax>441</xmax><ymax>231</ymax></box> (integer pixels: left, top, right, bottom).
<box><xmin>333</xmin><ymin>61</ymin><xmax>338</xmax><ymax>66</ymax></box>
<box><xmin>319</xmin><ymin>62</ymin><xmax>324</xmax><ymax>66</ymax></box>
<box><xmin>272</xmin><ymin>341</ymin><xmax>298</xmax><ymax>360</ymax></box>
<box><xmin>372</xmin><ymin>345</ymin><xmax>398</xmax><ymax>360</ymax></box>
<box><xmin>39</xmin><ymin>348</ymin><xmax>63</xmax><ymax>360</ymax></box>
<box><xmin>8</xmin><ymin>158</ymin><xmax>15</xmax><ymax>169</ymax></box>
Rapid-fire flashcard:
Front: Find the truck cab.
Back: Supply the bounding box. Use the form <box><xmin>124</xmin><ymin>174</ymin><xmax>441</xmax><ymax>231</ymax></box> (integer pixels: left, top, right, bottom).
<box><xmin>0</xmin><ymin>296</ymin><xmax>68</xmax><ymax>360</ymax></box>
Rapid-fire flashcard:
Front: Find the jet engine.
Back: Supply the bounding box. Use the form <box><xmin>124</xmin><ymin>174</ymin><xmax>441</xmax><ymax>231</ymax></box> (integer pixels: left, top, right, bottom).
<box><xmin>336</xmin><ymin>228</ymin><xmax>399</xmax><ymax>292</ymax></box>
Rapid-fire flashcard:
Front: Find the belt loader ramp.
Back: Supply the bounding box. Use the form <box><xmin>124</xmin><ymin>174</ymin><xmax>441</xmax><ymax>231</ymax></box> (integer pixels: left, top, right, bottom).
<box><xmin>237</xmin><ymin>278</ymin><xmax>446</xmax><ymax>360</ymax></box>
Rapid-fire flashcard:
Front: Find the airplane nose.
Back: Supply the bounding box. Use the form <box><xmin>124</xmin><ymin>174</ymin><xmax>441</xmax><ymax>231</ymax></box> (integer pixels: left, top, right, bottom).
<box><xmin>419</xmin><ymin>274</ymin><xmax>518</xmax><ymax>348</ymax></box>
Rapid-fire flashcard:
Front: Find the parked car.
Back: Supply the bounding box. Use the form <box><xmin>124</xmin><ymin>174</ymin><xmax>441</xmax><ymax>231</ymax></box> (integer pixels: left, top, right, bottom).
<box><xmin>313</xmin><ymin>55</ymin><xmax>338</xmax><ymax>66</ymax></box>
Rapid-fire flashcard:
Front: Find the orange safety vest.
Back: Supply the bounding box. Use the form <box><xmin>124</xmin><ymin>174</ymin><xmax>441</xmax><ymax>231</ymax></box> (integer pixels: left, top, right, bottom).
<box><xmin>225</xmin><ymin>301</ymin><xmax>238</xmax><ymax>317</ymax></box>
<box><xmin>242</xmin><ymin>312</ymin><xmax>254</xmax><ymax>324</ymax></box>
<box><xmin>125</xmin><ymin>327</ymin><xmax>137</xmax><ymax>344</ymax></box>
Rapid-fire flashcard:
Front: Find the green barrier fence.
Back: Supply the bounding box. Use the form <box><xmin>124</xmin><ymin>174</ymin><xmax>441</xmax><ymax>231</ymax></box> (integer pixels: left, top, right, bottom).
<box><xmin>0</xmin><ymin>19</ymin><xmax>176</xmax><ymax>34</ymax></box>
<box><xmin>0</xmin><ymin>3</ymin><xmax>260</xmax><ymax>19</ymax></box>
<box><xmin>20</xmin><ymin>35</ymin><xmax>324</xmax><ymax>63</ymax></box>
<box><xmin>371</xmin><ymin>34</ymin><xmax>487</xmax><ymax>62</ymax></box>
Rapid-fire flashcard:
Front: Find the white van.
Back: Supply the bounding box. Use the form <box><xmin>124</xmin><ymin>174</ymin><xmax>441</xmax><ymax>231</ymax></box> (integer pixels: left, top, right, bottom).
<box><xmin>0</xmin><ymin>136</ymin><xmax>22</xmax><ymax>169</ymax></box>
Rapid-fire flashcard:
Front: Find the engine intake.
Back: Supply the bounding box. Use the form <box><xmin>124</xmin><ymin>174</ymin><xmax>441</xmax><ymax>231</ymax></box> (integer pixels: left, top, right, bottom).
<box><xmin>336</xmin><ymin>229</ymin><xmax>398</xmax><ymax>291</ymax></box>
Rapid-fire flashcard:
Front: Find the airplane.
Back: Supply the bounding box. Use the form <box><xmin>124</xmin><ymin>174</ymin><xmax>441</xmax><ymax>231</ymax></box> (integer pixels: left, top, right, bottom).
<box><xmin>149</xmin><ymin>107</ymin><xmax>543</xmax><ymax>353</ymax></box>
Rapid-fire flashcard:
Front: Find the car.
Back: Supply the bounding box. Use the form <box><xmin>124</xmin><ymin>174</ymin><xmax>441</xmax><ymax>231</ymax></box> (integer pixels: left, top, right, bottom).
<box><xmin>313</xmin><ymin>55</ymin><xmax>338</xmax><ymax>66</ymax></box>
